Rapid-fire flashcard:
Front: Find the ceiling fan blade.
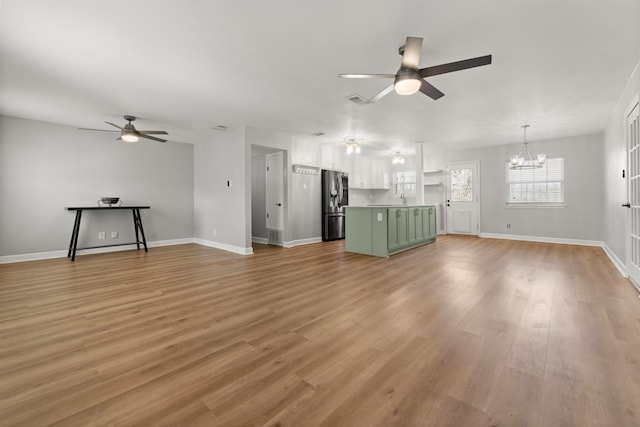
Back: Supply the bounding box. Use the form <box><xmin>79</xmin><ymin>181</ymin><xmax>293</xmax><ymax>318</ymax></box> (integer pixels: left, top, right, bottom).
<box><xmin>138</xmin><ymin>133</ymin><xmax>167</xmax><ymax>143</ymax></box>
<box><xmin>78</xmin><ymin>127</ymin><xmax>119</xmax><ymax>132</ymax></box>
<box><xmin>105</xmin><ymin>121</ymin><xmax>124</xmax><ymax>130</ymax></box>
<box><xmin>401</xmin><ymin>36</ymin><xmax>423</xmax><ymax>69</ymax></box>
<box><xmin>338</xmin><ymin>73</ymin><xmax>395</xmax><ymax>79</ymax></box>
<box><xmin>368</xmin><ymin>84</ymin><xmax>395</xmax><ymax>103</ymax></box>
<box><xmin>137</xmin><ymin>130</ymin><xmax>169</xmax><ymax>135</ymax></box>
<box><xmin>420</xmin><ymin>55</ymin><xmax>492</xmax><ymax>78</ymax></box>
<box><xmin>419</xmin><ymin>80</ymin><xmax>445</xmax><ymax>100</ymax></box>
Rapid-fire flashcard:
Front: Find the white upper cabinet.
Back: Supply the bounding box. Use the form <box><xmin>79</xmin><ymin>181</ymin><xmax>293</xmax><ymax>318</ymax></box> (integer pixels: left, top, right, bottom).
<box><xmin>351</xmin><ymin>155</ymin><xmax>389</xmax><ymax>189</ymax></box>
<box><xmin>319</xmin><ymin>145</ymin><xmax>389</xmax><ymax>189</ymax></box>
<box><xmin>320</xmin><ymin>144</ymin><xmax>344</xmax><ymax>171</ymax></box>
<box><xmin>370</xmin><ymin>157</ymin><xmax>390</xmax><ymax>189</ymax></box>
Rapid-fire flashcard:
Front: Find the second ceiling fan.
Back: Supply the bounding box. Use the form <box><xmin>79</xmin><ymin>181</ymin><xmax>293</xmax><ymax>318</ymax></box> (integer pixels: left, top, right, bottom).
<box><xmin>339</xmin><ymin>36</ymin><xmax>492</xmax><ymax>103</ymax></box>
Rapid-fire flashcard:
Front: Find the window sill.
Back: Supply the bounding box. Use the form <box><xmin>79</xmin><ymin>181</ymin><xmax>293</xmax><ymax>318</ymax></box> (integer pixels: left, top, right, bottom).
<box><xmin>505</xmin><ymin>203</ymin><xmax>566</xmax><ymax>208</ymax></box>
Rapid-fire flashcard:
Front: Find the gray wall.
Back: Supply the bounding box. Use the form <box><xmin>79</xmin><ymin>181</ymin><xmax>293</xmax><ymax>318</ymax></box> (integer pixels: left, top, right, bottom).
<box><xmin>193</xmin><ymin>126</ymin><xmax>249</xmax><ymax>251</ymax></box>
<box><xmin>604</xmin><ymin>60</ymin><xmax>640</xmax><ymax>263</ymax></box>
<box><xmin>423</xmin><ymin>132</ymin><xmax>604</xmax><ymax>241</ymax></box>
<box><xmin>0</xmin><ymin>115</ymin><xmax>194</xmax><ymax>257</ymax></box>
<box><xmin>289</xmin><ymin>139</ymin><xmax>321</xmax><ymax>241</ymax></box>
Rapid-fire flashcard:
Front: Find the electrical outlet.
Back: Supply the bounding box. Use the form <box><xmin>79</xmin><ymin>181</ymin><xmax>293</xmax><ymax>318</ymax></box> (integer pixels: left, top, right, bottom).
<box><xmin>506</xmin><ymin>224</ymin><xmax>511</xmax><ymax>229</ymax></box>
<box><xmin>98</xmin><ymin>231</ymin><xmax>106</xmax><ymax>240</ymax></box>
<box><xmin>111</xmin><ymin>231</ymin><xmax>118</xmax><ymax>239</ymax></box>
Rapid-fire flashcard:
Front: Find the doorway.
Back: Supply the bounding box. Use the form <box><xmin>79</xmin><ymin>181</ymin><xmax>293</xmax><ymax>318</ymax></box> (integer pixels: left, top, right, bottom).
<box><xmin>266</xmin><ymin>151</ymin><xmax>284</xmax><ymax>245</ymax></box>
<box><xmin>626</xmin><ymin>98</ymin><xmax>640</xmax><ymax>288</ymax></box>
<box><xmin>445</xmin><ymin>161</ymin><xmax>480</xmax><ymax>235</ymax></box>
<box><xmin>250</xmin><ymin>145</ymin><xmax>286</xmax><ymax>248</ymax></box>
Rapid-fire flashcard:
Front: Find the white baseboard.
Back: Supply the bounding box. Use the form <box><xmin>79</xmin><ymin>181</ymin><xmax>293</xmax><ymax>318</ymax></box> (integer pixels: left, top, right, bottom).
<box><xmin>0</xmin><ymin>238</ymin><xmax>196</xmax><ymax>264</ymax></box>
<box><xmin>479</xmin><ymin>232</ymin><xmax>603</xmax><ymax>247</ymax></box>
<box><xmin>0</xmin><ymin>249</ymin><xmax>69</xmax><ymax>264</ymax></box>
<box><xmin>283</xmin><ymin>237</ymin><xmax>322</xmax><ymax>248</ymax></box>
<box><xmin>252</xmin><ymin>236</ymin><xmax>269</xmax><ymax>244</ymax></box>
<box><xmin>194</xmin><ymin>238</ymin><xmax>253</xmax><ymax>255</ymax></box>
<box><xmin>148</xmin><ymin>238</ymin><xmax>195</xmax><ymax>248</ymax></box>
<box><xmin>602</xmin><ymin>244</ymin><xmax>628</xmax><ymax>278</ymax></box>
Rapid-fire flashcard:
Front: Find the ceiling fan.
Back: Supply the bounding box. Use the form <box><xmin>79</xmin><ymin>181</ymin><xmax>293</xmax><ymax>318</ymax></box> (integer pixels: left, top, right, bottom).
<box><xmin>338</xmin><ymin>36</ymin><xmax>492</xmax><ymax>103</ymax></box>
<box><xmin>79</xmin><ymin>115</ymin><xmax>168</xmax><ymax>143</ymax></box>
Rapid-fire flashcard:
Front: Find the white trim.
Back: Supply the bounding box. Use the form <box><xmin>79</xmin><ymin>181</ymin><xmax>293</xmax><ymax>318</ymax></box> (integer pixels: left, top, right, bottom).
<box><xmin>149</xmin><ymin>238</ymin><xmax>195</xmax><ymax>248</ymax></box>
<box><xmin>505</xmin><ymin>203</ymin><xmax>566</xmax><ymax>208</ymax></box>
<box><xmin>282</xmin><ymin>237</ymin><xmax>322</xmax><ymax>248</ymax></box>
<box><xmin>625</xmin><ymin>93</ymin><xmax>639</xmax><ymax>118</ymax></box>
<box><xmin>479</xmin><ymin>232</ymin><xmax>602</xmax><ymax>247</ymax></box>
<box><xmin>602</xmin><ymin>243</ymin><xmax>628</xmax><ymax>278</ymax></box>
<box><xmin>194</xmin><ymin>238</ymin><xmax>253</xmax><ymax>255</ymax></box>
<box><xmin>0</xmin><ymin>238</ymin><xmax>196</xmax><ymax>264</ymax></box>
<box><xmin>252</xmin><ymin>236</ymin><xmax>269</xmax><ymax>244</ymax></box>
<box><xmin>0</xmin><ymin>249</ymin><xmax>69</xmax><ymax>264</ymax></box>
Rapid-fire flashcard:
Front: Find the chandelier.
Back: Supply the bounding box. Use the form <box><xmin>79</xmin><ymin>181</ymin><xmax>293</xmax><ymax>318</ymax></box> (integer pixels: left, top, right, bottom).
<box><xmin>509</xmin><ymin>125</ymin><xmax>546</xmax><ymax>169</ymax></box>
<box><xmin>391</xmin><ymin>152</ymin><xmax>405</xmax><ymax>164</ymax></box>
<box><xmin>344</xmin><ymin>138</ymin><xmax>361</xmax><ymax>155</ymax></box>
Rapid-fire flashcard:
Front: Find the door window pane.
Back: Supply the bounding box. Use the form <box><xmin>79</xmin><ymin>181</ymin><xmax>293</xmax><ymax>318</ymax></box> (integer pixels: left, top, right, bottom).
<box><xmin>450</xmin><ymin>168</ymin><xmax>473</xmax><ymax>202</ymax></box>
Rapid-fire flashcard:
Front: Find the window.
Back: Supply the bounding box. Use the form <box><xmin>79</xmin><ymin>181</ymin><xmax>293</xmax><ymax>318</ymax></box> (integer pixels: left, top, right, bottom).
<box><xmin>506</xmin><ymin>157</ymin><xmax>564</xmax><ymax>206</ymax></box>
<box><xmin>392</xmin><ymin>170</ymin><xmax>416</xmax><ymax>197</ymax></box>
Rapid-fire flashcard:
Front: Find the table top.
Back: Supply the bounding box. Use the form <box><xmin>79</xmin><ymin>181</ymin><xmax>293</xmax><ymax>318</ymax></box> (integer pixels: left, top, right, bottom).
<box><xmin>65</xmin><ymin>206</ymin><xmax>150</xmax><ymax>210</ymax></box>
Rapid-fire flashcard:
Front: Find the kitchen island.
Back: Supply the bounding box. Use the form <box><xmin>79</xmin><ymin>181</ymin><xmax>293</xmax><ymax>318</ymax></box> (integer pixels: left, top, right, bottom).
<box><xmin>345</xmin><ymin>205</ymin><xmax>437</xmax><ymax>257</ymax></box>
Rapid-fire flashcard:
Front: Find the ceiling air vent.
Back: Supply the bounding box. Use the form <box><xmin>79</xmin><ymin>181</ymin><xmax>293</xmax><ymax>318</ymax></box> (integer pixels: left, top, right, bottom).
<box><xmin>346</xmin><ymin>94</ymin><xmax>369</xmax><ymax>105</ymax></box>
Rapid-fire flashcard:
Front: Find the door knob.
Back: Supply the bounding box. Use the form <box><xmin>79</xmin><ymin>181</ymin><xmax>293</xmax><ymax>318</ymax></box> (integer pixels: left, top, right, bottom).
<box><xmin>276</xmin><ymin>203</ymin><xmax>282</xmax><ymax>206</ymax></box>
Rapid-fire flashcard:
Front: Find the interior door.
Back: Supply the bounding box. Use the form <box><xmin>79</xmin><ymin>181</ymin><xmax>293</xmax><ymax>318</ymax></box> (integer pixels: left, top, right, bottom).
<box><xmin>445</xmin><ymin>161</ymin><xmax>479</xmax><ymax>235</ymax></box>
<box><xmin>626</xmin><ymin>101</ymin><xmax>640</xmax><ymax>287</ymax></box>
<box><xmin>266</xmin><ymin>152</ymin><xmax>284</xmax><ymax>231</ymax></box>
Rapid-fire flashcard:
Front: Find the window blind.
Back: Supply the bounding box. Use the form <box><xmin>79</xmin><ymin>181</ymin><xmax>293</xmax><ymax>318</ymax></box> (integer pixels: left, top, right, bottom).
<box><xmin>506</xmin><ymin>157</ymin><xmax>564</xmax><ymax>204</ymax></box>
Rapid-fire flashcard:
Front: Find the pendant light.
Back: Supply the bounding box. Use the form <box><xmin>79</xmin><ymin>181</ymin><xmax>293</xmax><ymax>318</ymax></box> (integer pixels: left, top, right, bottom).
<box><xmin>344</xmin><ymin>138</ymin><xmax>361</xmax><ymax>155</ymax></box>
<box><xmin>509</xmin><ymin>125</ymin><xmax>546</xmax><ymax>169</ymax></box>
<box><xmin>391</xmin><ymin>152</ymin><xmax>405</xmax><ymax>164</ymax></box>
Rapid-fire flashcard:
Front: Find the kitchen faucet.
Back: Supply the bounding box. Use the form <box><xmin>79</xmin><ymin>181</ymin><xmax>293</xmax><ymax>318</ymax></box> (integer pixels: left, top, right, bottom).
<box><xmin>400</xmin><ymin>192</ymin><xmax>407</xmax><ymax>205</ymax></box>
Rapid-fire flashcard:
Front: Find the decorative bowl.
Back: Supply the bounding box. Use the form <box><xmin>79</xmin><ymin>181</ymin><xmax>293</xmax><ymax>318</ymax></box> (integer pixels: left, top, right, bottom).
<box><xmin>99</xmin><ymin>197</ymin><xmax>120</xmax><ymax>206</ymax></box>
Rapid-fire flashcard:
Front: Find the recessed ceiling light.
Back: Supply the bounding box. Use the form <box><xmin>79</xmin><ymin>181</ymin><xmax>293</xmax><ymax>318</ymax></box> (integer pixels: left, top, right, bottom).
<box><xmin>213</xmin><ymin>125</ymin><xmax>227</xmax><ymax>131</ymax></box>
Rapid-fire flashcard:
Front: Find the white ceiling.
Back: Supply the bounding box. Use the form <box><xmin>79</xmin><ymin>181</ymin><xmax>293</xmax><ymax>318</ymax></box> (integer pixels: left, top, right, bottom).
<box><xmin>1</xmin><ymin>1</ymin><xmax>639</xmax><ymax>156</ymax></box>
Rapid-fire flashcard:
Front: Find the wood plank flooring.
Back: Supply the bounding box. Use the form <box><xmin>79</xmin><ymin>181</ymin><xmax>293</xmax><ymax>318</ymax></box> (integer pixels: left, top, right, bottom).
<box><xmin>1</xmin><ymin>236</ymin><xmax>640</xmax><ymax>426</ymax></box>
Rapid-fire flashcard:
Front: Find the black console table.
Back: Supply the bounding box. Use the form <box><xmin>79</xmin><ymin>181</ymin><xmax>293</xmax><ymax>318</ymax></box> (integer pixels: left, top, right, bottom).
<box><xmin>65</xmin><ymin>206</ymin><xmax>150</xmax><ymax>261</ymax></box>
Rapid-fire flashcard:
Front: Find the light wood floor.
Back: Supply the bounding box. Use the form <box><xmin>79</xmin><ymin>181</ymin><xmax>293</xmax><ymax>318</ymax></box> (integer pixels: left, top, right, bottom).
<box><xmin>1</xmin><ymin>237</ymin><xmax>640</xmax><ymax>426</ymax></box>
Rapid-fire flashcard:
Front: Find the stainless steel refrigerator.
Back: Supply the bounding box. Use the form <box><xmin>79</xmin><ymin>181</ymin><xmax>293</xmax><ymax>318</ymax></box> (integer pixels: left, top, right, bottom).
<box><xmin>321</xmin><ymin>169</ymin><xmax>349</xmax><ymax>241</ymax></box>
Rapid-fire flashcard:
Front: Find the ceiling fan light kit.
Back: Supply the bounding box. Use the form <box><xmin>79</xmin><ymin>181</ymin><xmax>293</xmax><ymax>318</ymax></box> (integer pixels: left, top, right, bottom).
<box><xmin>338</xmin><ymin>36</ymin><xmax>492</xmax><ymax>103</ymax></box>
<box><xmin>394</xmin><ymin>70</ymin><xmax>422</xmax><ymax>95</ymax></box>
<box><xmin>121</xmin><ymin>133</ymin><xmax>139</xmax><ymax>143</ymax></box>
<box><xmin>509</xmin><ymin>125</ymin><xmax>546</xmax><ymax>169</ymax></box>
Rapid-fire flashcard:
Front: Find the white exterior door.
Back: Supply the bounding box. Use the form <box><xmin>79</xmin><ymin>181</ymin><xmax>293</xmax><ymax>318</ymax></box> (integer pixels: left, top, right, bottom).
<box><xmin>266</xmin><ymin>152</ymin><xmax>284</xmax><ymax>231</ymax></box>
<box><xmin>626</xmin><ymin>100</ymin><xmax>640</xmax><ymax>287</ymax></box>
<box><xmin>445</xmin><ymin>161</ymin><xmax>480</xmax><ymax>235</ymax></box>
